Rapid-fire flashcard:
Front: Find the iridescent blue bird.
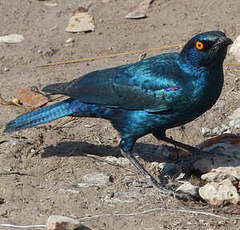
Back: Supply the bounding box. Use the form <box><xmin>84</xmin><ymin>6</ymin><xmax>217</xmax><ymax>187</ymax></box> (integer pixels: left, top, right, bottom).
<box><xmin>4</xmin><ymin>31</ymin><xmax>232</xmax><ymax>198</ymax></box>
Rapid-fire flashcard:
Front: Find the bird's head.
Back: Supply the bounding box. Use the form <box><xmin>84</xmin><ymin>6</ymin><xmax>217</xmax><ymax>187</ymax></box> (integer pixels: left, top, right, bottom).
<box><xmin>180</xmin><ymin>31</ymin><xmax>233</xmax><ymax>68</ymax></box>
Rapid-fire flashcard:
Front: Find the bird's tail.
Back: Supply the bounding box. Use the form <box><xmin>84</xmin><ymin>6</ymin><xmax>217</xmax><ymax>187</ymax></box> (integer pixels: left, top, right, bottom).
<box><xmin>4</xmin><ymin>98</ymin><xmax>77</xmax><ymax>133</ymax></box>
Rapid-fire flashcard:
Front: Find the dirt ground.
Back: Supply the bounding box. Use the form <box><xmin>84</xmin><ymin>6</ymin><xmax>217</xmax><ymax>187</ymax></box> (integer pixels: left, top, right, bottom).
<box><xmin>0</xmin><ymin>0</ymin><xmax>240</xmax><ymax>229</ymax></box>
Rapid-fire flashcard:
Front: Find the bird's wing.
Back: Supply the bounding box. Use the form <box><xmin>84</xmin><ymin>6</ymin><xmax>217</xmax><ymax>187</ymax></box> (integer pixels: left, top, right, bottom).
<box><xmin>43</xmin><ymin>53</ymin><xmax>190</xmax><ymax>112</ymax></box>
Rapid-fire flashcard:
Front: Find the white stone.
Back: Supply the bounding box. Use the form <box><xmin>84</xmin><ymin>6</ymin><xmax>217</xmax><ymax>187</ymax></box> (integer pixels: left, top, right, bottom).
<box><xmin>199</xmin><ymin>179</ymin><xmax>240</xmax><ymax>206</ymax></box>
<box><xmin>125</xmin><ymin>0</ymin><xmax>153</xmax><ymax>19</ymax></box>
<box><xmin>83</xmin><ymin>173</ymin><xmax>111</xmax><ymax>186</ymax></box>
<box><xmin>212</xmin><ymin>124</ymin><xmax>229</xmax><ymax>136</ymax></box>
<box><xmin>104</xmin><ymin>156</ymin><xmax>131</xmax><ymax>166</ymax></box>
<box><xmin>150</xmin><ymin>162</ymin><xmax>166</xmax><ymax>170</ymax></box>
<box><xmin>176</xmin><ymin>182</ymin><xmax>199</xmax><ymax>197</ymax></box>
<box><xmin>201</xmin><ymin>166</ymin><xmax>240</xmax><ymax>182</ymax></box>
<box><xmin>201</xmin><ymin>127</ymin><xmax>212</xmax><ymax>137</ymax></box>
<box><xmin>99</xmin><ymin>0</ymin><xmax>111</xmax><ymax>3</ymax></box>
<box><xmin>44</xmin><ymin>2</ymin><xmax>57</xmax><ymax>7</ymax></box>
<box><xmin>65</xmin><ymin>38</ymin><xmax>74</xmax><ymax>43</ymax></box>
<box><xmin>123</xmin><ymin>177</ymin><xmax>151</xmax><ymax>188</ymax></box>
<box><xmin>228</xmin><ymin>107</ymin><xmax>240</xmax><ymax>120</ymax></box>
<box><xmin>1</xmin><ymin>65</ymin><xmax>9</xmax><ymax>72</ymax></box>
<box><xmin>59</xmin><ymin>189</ymin><xmax>79</xmax><ymax>194</ymax></box>
<box><xmin>229</xmin><ymin>35</ymin><xmax>240</xmax><ymax>63</ymax></box>
<box><xmin>47</xmin><ymin>215</ymin><xmax>84</xmax><ymax>230</ymax></box>
<box><xmin>229</xmin><ymin>117</ymin><xmax>240</xmax><ymax>128</ymax></box>
<box><xmin>0</xmin><ymin>34</ymin><xmax>24</xmax><ymax>43</ymax></box>
<box><xmin>65</xmin><ymin>12</ymin><xmax>94</xmax><ymax>32</ymax></box>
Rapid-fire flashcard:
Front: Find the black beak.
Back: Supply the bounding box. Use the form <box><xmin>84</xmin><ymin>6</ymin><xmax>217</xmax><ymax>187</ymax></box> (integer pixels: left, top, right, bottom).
<box><xmin>214</xmin><ymin>37</ymin><xmax>233</xmax><ymax>47</ymax></box>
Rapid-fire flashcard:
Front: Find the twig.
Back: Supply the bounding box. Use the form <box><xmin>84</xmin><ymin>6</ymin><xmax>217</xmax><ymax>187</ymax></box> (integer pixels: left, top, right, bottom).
<box><xmin>53</xmin><ymin>117</ymin><xmax>78</xmax><ymax>130</ymax></box>
<box><xmin>0</xmin><ymin>171</ymin><xmax>33</xmax><ymax>176</ymax></box>
<box><xmin>0</xmin><ymin>224</ymin><xmax>46</xmax><ymax>229</ymax></box>
<box><xmin>0</xmin><ymin>96</ymin><xmax>18</xmax><ymax>107</ymax></box>
<box><xmin>0</xmin><ymin>95</ymin><xmax>28</xmax><ymax>111</ymax></box>
<box><xmin>225</xmin><ymin>63</ymin><xmax>240</xmax><ymax>67</ymax></box>
<box><xmin>43</xmin><ymin>160</ymin><xmax>63</xmax><ymax>175</ymax></box>
<box><xmin>0</xmin><ymin>140</ymin><xmax>7</xmax><ymax>145</ymax></box>
<box><xmin>1</xmin><ymin>207</ymin><xmax>239</xmax><ymax>229</ymax></box>
<box><xmin>48</xmin><ymin>95</ymin><xmax>65</xmax><ymax>102</ymax></box>
<box><xmin>38</xmin><ymin>43</ymin><xmax>185</xmax><ymax>67</ymax></box>
<box><xmin>78</xmin><ymin>207</ymin><xmax>231</xmax><ymax>222</ymax></box>
<box><xmin>37</xmin><ymin>43</ymin><xmax>240</xmax><ymax>69</ymax></box>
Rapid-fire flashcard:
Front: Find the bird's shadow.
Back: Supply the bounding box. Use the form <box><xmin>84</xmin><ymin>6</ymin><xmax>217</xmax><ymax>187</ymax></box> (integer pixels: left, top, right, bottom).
<box><xmin>42</xmin><ymin>140</ymin><xmax>162</xmax><ymax>163</ymax></box>
<box><xmin>41</xmin><ymin>141</ymin><xmax>185</xmax><ymax>185</ymax></box>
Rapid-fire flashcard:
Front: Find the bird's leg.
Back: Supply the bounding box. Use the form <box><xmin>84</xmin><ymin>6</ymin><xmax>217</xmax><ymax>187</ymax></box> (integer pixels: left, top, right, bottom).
<box><xmin>153</xmin><ymin>131</ymin><xmax>214</xmax><ymax>171</ymax></box>
<box><xmin>120</xmin><ymin>149</ymin><xmax>187</xmax><ymax>199</ymax></box>
<box><xmin>157</xmin><ymin>135</ymin><xmax>216</xmax><ymax>165</ymax></box>
<box><xmin>152</xmin><ymin>130</ymin><xmax>208</xmax><ymax>155</ymax></box>
<box><xmin>120</xmin><ymin>138</ymin><xmax>188</xmax><ymax>200</ymax></box>
<box><xmin>159</xmin><ymin>136</ymin><xmax>201</xmax><ymax>153</ymax></box>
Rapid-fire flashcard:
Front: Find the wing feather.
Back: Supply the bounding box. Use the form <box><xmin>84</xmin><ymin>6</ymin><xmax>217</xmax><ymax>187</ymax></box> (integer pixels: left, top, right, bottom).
<box><xmin>43</xmin><ymin>53</ymin><xmax>190</xmax><ymax>112</ymax></box>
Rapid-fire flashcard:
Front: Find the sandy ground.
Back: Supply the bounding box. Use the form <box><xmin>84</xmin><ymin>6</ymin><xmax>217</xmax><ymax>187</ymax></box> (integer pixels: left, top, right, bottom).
<box><xmin>0</xmin><ymin>0</ymin><xmax>240</xmax><ymax>229</ymax></box>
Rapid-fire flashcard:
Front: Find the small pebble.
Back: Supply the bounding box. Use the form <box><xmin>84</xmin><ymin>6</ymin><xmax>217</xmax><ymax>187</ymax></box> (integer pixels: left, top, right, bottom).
<box><xmin>12</xmin><ymin>98</ymin><xmax>21</xmax><ymax>105</ymax></box>
<box><xmin>47</xmin><ymin>215</ymin><xmax>87</xmax><ymax>230</ymax></box>
<box><xmin>1</xmin><ymin>65</ymin><xmax>9</xmax><ymax>72</ymax></box>
<box><xmin>201</xmin><ymin>127</ymin><xmax>212</xmax><ymax>137</ymax></box>
<box><xmin>44</xmin><ymin>2</ymin><xmax>57</xmax><ymax>7</ymax></box>
<box><xmin>59</xmin><ymin>189</ymin><xmax>79</xmax><ymax>194</ymax></box>
<box><xmin>229</xmin><ymin>35</ymin><xmax>240</xmax><ymax>62</ymax></box>
<box><xmin>228</xmin><ymin>107</ymin><xmax>240</xmax><ymax>120</ymax></box>
<box><xmin>65</xmin><ymin>38</ymin><xmax>74</xmax><ymax>44</ymax></box>
<box><xmin>229</xmin><ymin>118</ymin><xmax>240</xmax><ymax>128</ymax></box>
<box><xmin>72</xmin><ymin>173</ymin><xmax>112</xmax><ymax>188</ymax></box>
<box><xmin>83</xmin><ymin>173</ymin><xmax>112</xmax><ymax>186</ymax></box>
<box><xmin>30</xmin><ymin>149</ymin><xmax>35</xmax><ymax>154</ymax></box>
<box><xmin>104</xmin><ymin>156</ymin><xmax>131</xmax><ymax>166</ymax></box>
<box><xmin>176</xmin><ymin>182</ymin><xmax>199</xmax><ymax>197</ymax></box>
<box><xmin>123</xmin><ymin>177</ymin><xmax>152</xmax><ymax>188</ymax></box>
<box><xmin>202</xmin><ymin>124</ymin><xmax>230</xmax><ymax>137</ymax></box>
<box><xmin>212</xmin><ymin>124</ymin><xmax>229</xmax><ymax>136</ymax></box>
<box><xmin>0</xmin><ymin>34</ymin><xmax>24</xmax><ymax>43</ymax></box>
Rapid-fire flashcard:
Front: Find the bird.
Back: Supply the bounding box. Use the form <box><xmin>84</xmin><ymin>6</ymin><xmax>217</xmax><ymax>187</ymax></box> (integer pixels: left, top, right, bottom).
<box><xmin>4</xmin><ymin>31</ymin><xmax>232</xmax><ymax>199</ymax></box>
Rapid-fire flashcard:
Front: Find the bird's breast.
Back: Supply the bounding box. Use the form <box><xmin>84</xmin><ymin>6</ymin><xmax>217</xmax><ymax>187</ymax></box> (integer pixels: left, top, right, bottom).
<box><xmin>187</xmin><ymin>71</ymin><xmax>223</xmax><ymax>114</ymax></box>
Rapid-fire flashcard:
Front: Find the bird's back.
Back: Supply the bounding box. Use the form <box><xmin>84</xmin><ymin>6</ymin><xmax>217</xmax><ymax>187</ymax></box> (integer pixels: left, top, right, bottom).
<box><xmin>43</xmin><ymin>51</ymin><xmax>222</xmax><ymax>117</ymax></box>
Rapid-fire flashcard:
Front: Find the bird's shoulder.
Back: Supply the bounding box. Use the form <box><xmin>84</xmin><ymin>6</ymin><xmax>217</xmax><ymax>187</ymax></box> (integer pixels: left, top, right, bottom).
<box><xmin>80</xmin><ymin>52</ymin><xmax>185</xmax><ymax>90</ymax></box>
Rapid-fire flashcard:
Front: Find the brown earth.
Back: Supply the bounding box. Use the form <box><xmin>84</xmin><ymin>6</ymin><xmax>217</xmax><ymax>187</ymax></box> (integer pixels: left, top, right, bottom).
<box><xmin>0</xmin><ymin>0</ymin><xmax>240</xmax><ymax>229</ymax></box>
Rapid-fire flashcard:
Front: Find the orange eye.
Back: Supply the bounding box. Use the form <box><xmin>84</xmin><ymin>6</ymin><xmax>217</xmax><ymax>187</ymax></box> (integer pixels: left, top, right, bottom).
<box><xmin>195</xmin><ymin>41</ymin><xmax>204</xmax><ymax>50</ymax></box>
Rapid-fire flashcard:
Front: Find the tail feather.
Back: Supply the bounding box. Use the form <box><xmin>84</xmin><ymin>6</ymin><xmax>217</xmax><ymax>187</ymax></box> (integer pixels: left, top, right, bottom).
<box><xmin>4</xmin><ymin>98</ymin><xmax>75</xmax><ymax>133</ymax></box>
<box><xmin>42</xmin><ymin>82</ymin><xmax>69</xmax><ymax>95</ymax></box>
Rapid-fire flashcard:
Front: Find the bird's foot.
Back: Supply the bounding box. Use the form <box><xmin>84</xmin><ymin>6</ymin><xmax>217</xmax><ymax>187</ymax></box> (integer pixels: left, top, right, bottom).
<box><xmin>120</xmin><ymin>149</ymin><xmax>189</xmax><ymax>200</ymax></box>
<box><xmin>145</xmin><ymin>174</ymin><xmax>189</xmax><ymax>200</ymax></box>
